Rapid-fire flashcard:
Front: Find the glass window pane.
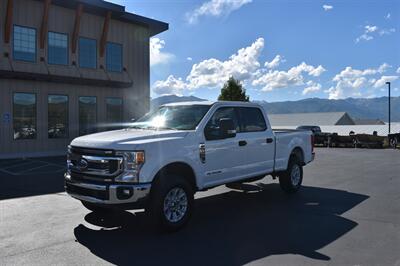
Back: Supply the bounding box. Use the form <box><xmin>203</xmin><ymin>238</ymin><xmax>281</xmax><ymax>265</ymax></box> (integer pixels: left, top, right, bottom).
<box><xmin>79</xmin><ymin>96</ymin><xmax>97</xmax><ymax>135</ymax></box>
<box><xmin>106</xmin><ymin>97</ymin><xmax>123</xmax><ymax>121</ymax></box>
<box><xmin>106</xmin><ymin>43</ymin><xmax>122</xmax><ymax>72</ymax></box>
<box><xmin>79</xmin><ymin>38</ymin><xmax>97</xmax><ymax>69</ymax></box>
<box><xmin>239</xmin><ymin>107</ymin><xmax>267</xmax><ymax>132</ymax></box>
<box><xmin>13</xmin><ymin>93</ymin><xmax>37</xmax><ymax>140</ymax></box>
<box><xmin>48</xmin><ymin>95</ymin><xmax>68</xmax><ymax>138</ymax></box>
<box><xmin>48</xmin><ymin>32</ymin><xmax>68</xmax><ymax>65</ymax></box>
<box><xmin>205</xmin><ymin>107</ymin><xmax>240</xmax><ymax>140</ymax></box>
<box><xmin>13</xmin><ymin>25</ymin><xmax>36</xmax><ymax>62</ymax></box>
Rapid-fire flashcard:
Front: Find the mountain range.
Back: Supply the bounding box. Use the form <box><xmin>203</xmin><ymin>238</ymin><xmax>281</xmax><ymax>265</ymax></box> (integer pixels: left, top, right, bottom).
<box><xmin>151</xmin><ymin>95</ymin><xmax>400</xmax><ymax>122</ymax></box>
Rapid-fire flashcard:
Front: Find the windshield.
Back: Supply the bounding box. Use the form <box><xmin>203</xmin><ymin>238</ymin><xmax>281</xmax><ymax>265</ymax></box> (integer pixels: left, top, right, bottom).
<box><xmin>130</xmin><ymin>105</ymin><xmax>211</xmax><ymax>130</ymax></box>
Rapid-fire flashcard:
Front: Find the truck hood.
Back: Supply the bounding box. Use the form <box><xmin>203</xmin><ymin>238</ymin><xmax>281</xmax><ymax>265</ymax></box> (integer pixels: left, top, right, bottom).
<box><xmin>70</xmin><ymin>129</ymin><xmax>190</xmax><ymax>150</ymax></box>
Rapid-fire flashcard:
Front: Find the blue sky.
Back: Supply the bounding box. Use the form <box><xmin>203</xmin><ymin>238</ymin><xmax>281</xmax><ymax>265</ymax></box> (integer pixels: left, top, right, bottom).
<box><xmin>110</xmin><ymin>0</ymin><xmax>400</xmax><ymax>102</ymax></box>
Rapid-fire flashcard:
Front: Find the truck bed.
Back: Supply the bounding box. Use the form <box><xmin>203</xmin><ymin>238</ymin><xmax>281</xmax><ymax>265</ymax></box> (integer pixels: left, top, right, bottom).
<box><xmin>272</xmin><ymin>128</ymin><xmax>313</xmax><ymax>172</ymax></box>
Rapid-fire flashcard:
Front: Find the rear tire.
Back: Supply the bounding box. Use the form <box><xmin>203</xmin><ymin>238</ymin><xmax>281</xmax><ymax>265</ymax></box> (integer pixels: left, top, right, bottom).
<box><xmin>279</xmin><ymin>156</ymin><xmax>303</xmax><ymax>194</ymax></box>
<box><xmin>147</xmin><ymin>175</ymin><xmax>194</xmax><ymax>232</ymax></box>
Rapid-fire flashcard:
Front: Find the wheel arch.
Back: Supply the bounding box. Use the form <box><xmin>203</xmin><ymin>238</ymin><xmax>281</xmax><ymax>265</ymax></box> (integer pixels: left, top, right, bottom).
<box><xmin>290</xmin><ymin>147</ymin><xmax>305</xmax><ymax>165</ymax></box>
<box><xmin>152</xmin><ymin>162</ymin><xmax>198</xmax><ymax>191</ymax></box>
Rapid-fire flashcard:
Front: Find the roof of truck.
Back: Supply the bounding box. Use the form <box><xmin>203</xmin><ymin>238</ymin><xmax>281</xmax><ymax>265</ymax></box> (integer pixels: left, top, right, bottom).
<box><xmin>163</xmin><ymin>101</ymin><xmax>263</xmax><ymax>107</ymax></box>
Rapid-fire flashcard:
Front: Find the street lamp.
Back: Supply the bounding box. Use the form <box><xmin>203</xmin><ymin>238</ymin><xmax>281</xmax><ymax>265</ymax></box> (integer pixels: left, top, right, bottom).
<box><xmin>386</xmin><ymin>81</ymin><xmax>391</xmax><ymax>134</ymax></box>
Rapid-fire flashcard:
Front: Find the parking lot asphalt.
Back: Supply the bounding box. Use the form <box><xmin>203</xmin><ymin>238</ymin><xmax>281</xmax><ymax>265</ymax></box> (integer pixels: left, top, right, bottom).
<box><xmin>0</xmin><ymin>148</ymin><xmax>399</xmax><ymax>266</ymax></box>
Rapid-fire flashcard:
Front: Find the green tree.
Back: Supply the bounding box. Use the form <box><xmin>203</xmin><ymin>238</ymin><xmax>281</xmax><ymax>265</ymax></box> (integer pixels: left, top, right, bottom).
<box><xmin>218</xmin><ymin>77</ymin><xmax>249</xmax><ymax>102</ymax></box>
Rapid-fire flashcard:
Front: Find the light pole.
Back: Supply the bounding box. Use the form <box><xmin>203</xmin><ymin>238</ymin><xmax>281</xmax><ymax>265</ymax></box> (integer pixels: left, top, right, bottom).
<box><xmin>386</xmin><ymin>82</ymin><xmax>391</xmax><ymax>134</ymax></box>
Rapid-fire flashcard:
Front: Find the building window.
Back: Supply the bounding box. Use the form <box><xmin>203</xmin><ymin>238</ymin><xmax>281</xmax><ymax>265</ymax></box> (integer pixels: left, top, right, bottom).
<box><xmin>13</xmin><ymin>25</ymin><xmax>36</xmax><ymax>62</ymax></box>
<box><xmin>79</xmin><ymin>38</ymin><xmax>97</xmax><ymax>69</ymax></box>
<box><xmin>48</xmin><ymin>95</ymin><xmax>68</xmax><ymax>139</ymax></box>
<box><xmin>79</xmin><ymin>96</ymin><xmax>97</xmax><ymax>136</ymax></box>
<box><xmin>13</xmin><ymin>93</ymin><xmax>37</xmax><ymax>140</ymax></box>
<box><xmin>106</xmin><ymin>43</ymin><xmax>122</xmax><ymax>72</ymax></box>
<box><xmin>106</xmin><ymin>97</ymin><xmax>123</xmax><ymax>130</ymax></box>
<box><xmin>48</xmin><ymin>32</ymin><xmax>68</xmax><ymax>65</ymax></box>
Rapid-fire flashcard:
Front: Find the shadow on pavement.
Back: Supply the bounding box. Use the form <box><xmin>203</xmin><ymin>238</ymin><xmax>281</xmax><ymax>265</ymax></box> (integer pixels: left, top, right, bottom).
<box><xmin>0</xmin><ymin>156</ymin><xmax>66</xmax><ymax>200</ymax></box>
<box><xmin>74</xmin><ymin>184</ymin><xmax>368</xmax><ymax>266</ymax></box>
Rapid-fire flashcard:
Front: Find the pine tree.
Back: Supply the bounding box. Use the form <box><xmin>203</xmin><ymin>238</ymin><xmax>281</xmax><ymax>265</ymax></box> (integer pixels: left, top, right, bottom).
<box><xmin>218</xmin><ymin>77</ymin><xmax>249</xmax><ymax>102</ymax></box>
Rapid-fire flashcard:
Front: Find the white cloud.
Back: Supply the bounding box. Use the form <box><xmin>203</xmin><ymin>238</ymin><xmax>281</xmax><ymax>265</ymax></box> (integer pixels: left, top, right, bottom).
<box><xmin>152</xmin><ymin>38</ymin><xmax>264</xmax><ymax>95</ymax></box>
<box><xmin>152</xmin><ymin>75</ymin><xmax>187</xmax><ymax>95</ymax></box>
<box><xmin>264</xmin><ymin>55</ymin><xmax>285</xmax><ymax>69</ymax></box>
<box><xmin>365</xmin><ymin>25</ymin><xmax>378</xmax><ymax>33</ymax></box>
<box><xmin>322</xmin><ymin>4</ymin><xmax>333</xmax><ymax>11</ymax></box>
<box><xmin>355</xmin><ymin>25</ymin><xmax>378</xmax><ymax>43</ymax></box>
<box><xmin>356</xmin><ymin>34</ymin><xmax>373</xmax><ymax>43</ymax></box>
<box><xmin>379</xmin><ymin>28</ymin><xmax>396</xmax><ymax>36</ymax></box>
<box><xmin>187</xmin><ymin>57</ymin><xmax>193</xmax><ymax>61</ymax></box>
<box><xmin>327</xmin><ymin>63</ymin><xmax>393</xmax><ymax>99</ymax></box>
<box><xmin>186</xmin><ymin>0</ymin><xmax>252</xmax><ymax>24</ymax></box>
<box><xmin>187</xmin><ymin>37</ymin><xmax>264</xmax><ymax>88</ymax></box>
<box><xmin>356</xmin><ymin>24</ymin><xmax>396</xmax><ymax>43</ymax></box>
<box><xmin>373</xmin><ymin>76</ymin><xmax>398</xmax><ymax>88</ymax></box>
<box><xmin>302</xmin><ymin>81</ymin><xmax>322</xmax><ymax>95</ymax></box>
<box><xmin>252</xmin><ymin>62</ymin><xmax>326</xmax><ymax>91</ymax></box>
<box><xmin>150</xmin><ymin>38</ymin><xmax>174</xmax><ymax>66</ymax></box>
<box><xmin>397</xmin><ymin>67</ymin><xmax>400</xmax><ymax>74</ymax></box>
<box><xmin>385</xmin><ymin>13</ymin><xmax>391</xmax><ymax>19</ymax></box>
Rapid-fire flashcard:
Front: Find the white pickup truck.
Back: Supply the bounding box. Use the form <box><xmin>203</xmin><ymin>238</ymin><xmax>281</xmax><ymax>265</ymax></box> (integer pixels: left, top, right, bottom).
<box><xmin>65</xmin><ymin>101</ymin><xmax>314</xmax><ymax>231</ymax></box>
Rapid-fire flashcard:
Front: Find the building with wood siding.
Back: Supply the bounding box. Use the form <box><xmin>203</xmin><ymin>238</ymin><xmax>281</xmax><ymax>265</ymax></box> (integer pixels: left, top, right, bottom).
<box><xmin>0</xmin><ymin>0</ymin><xmax>168</xmax><ymax>158</ymax></box>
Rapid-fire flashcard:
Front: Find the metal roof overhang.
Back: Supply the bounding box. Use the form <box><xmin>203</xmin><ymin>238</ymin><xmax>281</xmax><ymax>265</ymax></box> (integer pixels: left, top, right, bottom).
<box><xmin>0</xmin><ymin>70</ymin><xmax>133</xmax><ymax>88</ymax></box>
<box><xmin>36</xmin><ymin>0</ymin><xmax>168</xmax><ymax>36</ymax></box>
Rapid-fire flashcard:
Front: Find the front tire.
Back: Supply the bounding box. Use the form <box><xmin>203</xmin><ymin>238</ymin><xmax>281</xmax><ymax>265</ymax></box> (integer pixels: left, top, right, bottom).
<box><xmin>279</xmin><ymin>156</ymin><xmax>303</xmax><ymax>194</ymax></box>
<box><xmin>147</xmin><ymin>175</ymin><xmax>194</xmax><ymax>232</ymax></box>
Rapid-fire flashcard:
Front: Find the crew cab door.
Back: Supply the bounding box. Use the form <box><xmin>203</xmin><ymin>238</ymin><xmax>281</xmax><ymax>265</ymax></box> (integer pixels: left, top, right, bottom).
<box><xmin>202</xmin><ymin>107</ymin><xmax>246</xmax><ymax>186</ymax></box>
<box><xmin>236</xmin><ymin>107</ymin><xmax>275</xmax><ymax>174</ymax></box>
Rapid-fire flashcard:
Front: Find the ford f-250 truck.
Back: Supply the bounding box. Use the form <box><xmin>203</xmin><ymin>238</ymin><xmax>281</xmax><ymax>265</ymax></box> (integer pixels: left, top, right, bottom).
<box><xmin>65</xmin><ymin>101</ymin><xmax>314</xmax><ymax>231</ymax></box>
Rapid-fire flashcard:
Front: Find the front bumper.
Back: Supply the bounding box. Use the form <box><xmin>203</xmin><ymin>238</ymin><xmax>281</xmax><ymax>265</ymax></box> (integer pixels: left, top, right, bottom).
<box><xmin>65</xmin><ymin>176</ymin><xmax>151</xmax><ymax>206</ymax></box>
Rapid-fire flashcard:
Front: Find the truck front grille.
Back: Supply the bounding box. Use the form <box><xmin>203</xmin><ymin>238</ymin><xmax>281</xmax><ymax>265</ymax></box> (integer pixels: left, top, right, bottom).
<box><xmin>68</xmin><ymin>146</ymin><xmax>123</xmax><ymax>181</ymax></box>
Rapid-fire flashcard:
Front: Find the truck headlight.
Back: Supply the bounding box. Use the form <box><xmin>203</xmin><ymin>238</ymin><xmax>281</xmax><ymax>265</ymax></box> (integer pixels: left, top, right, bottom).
<box><xmin>115</xmin><ymin>151</ymin><xmax>145</xmax><ymax>183</ymax></box>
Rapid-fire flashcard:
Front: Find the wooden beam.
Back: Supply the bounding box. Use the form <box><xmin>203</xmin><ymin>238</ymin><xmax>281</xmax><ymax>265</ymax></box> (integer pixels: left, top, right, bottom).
<box><xmin>71</xmin><ymin>3</ymin><xmax>83</xmax><ymax>54</ymax></box>
<box><xmin>40</xmin><ymin>0</ymin><xmax>52</xmax><ymax>49</ymax></box>
<box><xmin>99</xmin><ymin>11</ymin><xmax>112</xmax><ymax>58</ymax></box>
<box><xmin>4</xmin><ymin>0</ymin><xmax>14</xmax><ymax>44</ymax></box>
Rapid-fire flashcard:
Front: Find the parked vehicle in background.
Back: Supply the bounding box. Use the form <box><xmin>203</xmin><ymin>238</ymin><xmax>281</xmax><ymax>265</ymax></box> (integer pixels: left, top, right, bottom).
<box><xmin>296</xmin><ymin>125</ymin><xmax>333</xmax><ymax>147</ymax></box>
<box><xmin>296</xmin><ymin>125</ymin><xmax>322</xmax><ymax>134</ymax></box>
<box><xmin>388</xmin><ymin>133</ymin><xmax>400</xmax><ymax>149</ymax></box>
<box><xmin>353</xmin><ymin>134</ymin><xmax>385</xmax><ymax>149</ymax></box>
<box><xmin>65</xmin><ymin>101</ymin><xmax>315</xmax><ymax>232</ymax></box>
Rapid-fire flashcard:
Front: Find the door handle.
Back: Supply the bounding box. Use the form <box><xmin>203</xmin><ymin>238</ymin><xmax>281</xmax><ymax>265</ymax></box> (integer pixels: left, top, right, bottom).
<box><xmin>239</xmin><ymin>140</ymin><xmax>247</xmax><ymax>146</ymax></box>
<box><xmin>266</xmin><ymin>138</ymin><xmax>273</xmax><ymax>143</ymax></box>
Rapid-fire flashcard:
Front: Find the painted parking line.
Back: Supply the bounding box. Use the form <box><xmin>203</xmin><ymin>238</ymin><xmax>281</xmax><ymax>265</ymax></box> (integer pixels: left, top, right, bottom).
<box><xmin>4</xmin><ymin>161</ymin><xmax>47</xmax><ymax>174</ymax></box>
<box><xmin>30</xmin><ymin>159</ymin><xmax>66</xmax><ymax>168</ymax></box>
<box><xmin>0</xmin><ymin>156</ymin><xmax>67</xmax><ymax>176</ymax></box>
<box><xmin>1</xmin><ymin>160</ymin><xmax>37</xmax><ymax>170</ymax></box>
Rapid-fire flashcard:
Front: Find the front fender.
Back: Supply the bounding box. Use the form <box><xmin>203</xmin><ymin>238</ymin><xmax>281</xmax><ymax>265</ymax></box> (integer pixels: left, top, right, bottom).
<box><xmin>138</xmin><ymin>139</ymin><xmax>202</xmax><ymax>187</ymax></box>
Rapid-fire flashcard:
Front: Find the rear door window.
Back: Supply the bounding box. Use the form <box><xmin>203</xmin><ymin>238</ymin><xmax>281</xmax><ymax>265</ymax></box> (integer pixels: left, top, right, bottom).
<box><xmin>238</xmin><ymin>107</ymin><xmax>267</xmax><ymax>132</ymax></box>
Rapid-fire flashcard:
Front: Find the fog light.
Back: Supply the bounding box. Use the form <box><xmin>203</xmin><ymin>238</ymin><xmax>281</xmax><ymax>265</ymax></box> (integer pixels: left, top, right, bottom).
<box><xmin>116</xmin><ymin>187</ymin><xmax>133</xmax><ymax>200</ymax></box>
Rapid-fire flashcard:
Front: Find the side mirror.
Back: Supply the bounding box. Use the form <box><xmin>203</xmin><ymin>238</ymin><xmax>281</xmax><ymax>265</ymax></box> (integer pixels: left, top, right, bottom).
<box><xmin>219</xmin><ymin>118</ymin><xmax>236</xmax><ymax>138</ymax></box>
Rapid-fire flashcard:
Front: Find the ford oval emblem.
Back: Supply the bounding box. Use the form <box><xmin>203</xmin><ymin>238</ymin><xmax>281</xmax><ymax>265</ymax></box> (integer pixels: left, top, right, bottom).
<box><xmin>77</xmin><ymin>158</ymin><xmax>89</xmax><ymax>170</ymax></box>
